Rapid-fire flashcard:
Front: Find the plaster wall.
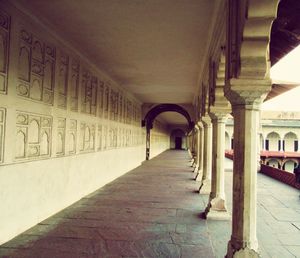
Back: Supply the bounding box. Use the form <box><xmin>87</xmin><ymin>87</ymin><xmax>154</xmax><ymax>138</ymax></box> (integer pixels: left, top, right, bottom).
<box><xmin>0</xmin><ymin>3</ymin><xmax>146</xmax><ymax>244</ymax></box>
<box><xmin>149</xmin><ymin>120</ymin><xmax>170</xmax><ymax>159</ymax></box>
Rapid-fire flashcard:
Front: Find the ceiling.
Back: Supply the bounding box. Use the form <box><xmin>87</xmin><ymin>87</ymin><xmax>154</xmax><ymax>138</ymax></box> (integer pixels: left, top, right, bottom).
<box><xmin>156</xmin><ymin>112</ymin><xmax>188</xmax><ymax>125</ymax></box>
<box><xmin>16</xmin><ymin>0</ymin><xmax>217</xmax><ymax>105</ymax></box>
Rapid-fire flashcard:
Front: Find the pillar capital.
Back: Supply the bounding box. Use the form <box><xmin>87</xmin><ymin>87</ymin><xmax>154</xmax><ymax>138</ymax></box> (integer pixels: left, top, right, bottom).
<box><xmin>209</xmin><ymin>108</ymin><xmax>230</xmax><ymax>123</ymax></box>
<box><xmin>225</xmin><ymin>78</ymin><xmax>272</xmax><ymax>109</ymax></box>
<box><xmin>201</xmin><ymin>116</ymin><xmax>212</xmax><ymax>127</ymax></box>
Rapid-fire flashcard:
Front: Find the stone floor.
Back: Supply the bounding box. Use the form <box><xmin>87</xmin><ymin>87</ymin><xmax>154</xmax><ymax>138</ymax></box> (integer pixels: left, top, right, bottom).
<box><xmin>0</xmin><ymin>150</ymin><xmax>299</xmax><ymax>258</ymax></box>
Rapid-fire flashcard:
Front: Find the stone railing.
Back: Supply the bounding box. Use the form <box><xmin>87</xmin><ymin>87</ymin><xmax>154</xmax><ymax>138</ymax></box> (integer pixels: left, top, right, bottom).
<box><xmin>225</xmin><ymin>150</ymin><xmax>234</xmax><ymax>160</ymax></box>
<box><xmin>260</xmin><ymin>164</ymin><xmax>300</xmax><ymax>190</ymax></box>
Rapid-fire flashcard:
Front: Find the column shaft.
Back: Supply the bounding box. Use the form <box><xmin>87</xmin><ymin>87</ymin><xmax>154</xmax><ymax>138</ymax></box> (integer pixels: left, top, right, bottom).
<box><xmin>226</xmin><ymin>106</ymin><xmax>260</xmax><ymax>257</ymax></box>
<box><xmin>199</xmin><ymin>118</ymin><xmax>212</xmax><ymax>194</ymax></box>
<box><xmin>205</xmin><ymin>115</ymin><xmax>229</xmax><ymax>219</ymax></box>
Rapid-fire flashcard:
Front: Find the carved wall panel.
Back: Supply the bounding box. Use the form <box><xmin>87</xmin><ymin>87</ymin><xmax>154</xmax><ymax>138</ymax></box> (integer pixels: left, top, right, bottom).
<box><xmin>56</xmin><ymin>118</ymin><xmax>66</xmax><ymax>156</ymax></box>
<box><xmin>103</xmin><ymin>125</ymin><xmax>107</xmax><ymax>150</ymax></box>
<box><xmin>18</xmin><ymin>28</ymin><xmax>55</xmax><ymax>105</ymax></box>
<box><xmin>109</xmin><ymin>89</ymin><xmax>119</xmax><ymax>121</ymax></box>
<box><xmin>0</xmin><ymin>11</ymin><xmax>10</xmax><ymax>94</ymax></box>
<box><xmin>81</xmin><ymin>69</ymin><xmax>97</xmax><ymax>116</ymax></box>
<box><xmin>104</xmin><ymin>85</ymin><xmax>109</xmax><ymax>119</ymax></box>
<box><xmin>126</xmin><ymin>100</ymin><xmax>132</xmax><ymax>124</ymax></box>
<box><xmin>119</xmin><ymin>94</ymin><xmax>123</xmax><ymax>123</ymax></box>
<box><xmin>58</xmin><ymin>52</ymin><xmax>69</xmax><ymax>109</ymax></box>
<box><xmin>98</xmin><ymin>82</ymin><xmax>104</xmax><ymax>117</ymax></box>
<box><xmin>108</xmin><ymin>127</ymin><xmax>113</xmax><ymax>149</ymax></box>
<box><xmin>0</xmin><ymin>108</ymin><xmax>5</xmax><ymax>162</ymax></box>
<box><xmin>16</xmin><ymin>111</ymin><xmax>52</xmax><ymax>160</ymax></box>
<box><xmin>97</xmin><ymin>124</ymin><xmax>102</xmax><ymax>151</ymax></box>
<box><xmin>79</xmin><ymin>122</ymin><xmax>95</xmax><ymax>152</ymax></box>
<box><xmin>70</xmin><ymin>59</ymin><xmax>79</xmax><ymax>111</ymax></box>
<box><xmin>68</xmin><ymin>119</ymin><xmax>77</xmax><ymax>154</ymax></box>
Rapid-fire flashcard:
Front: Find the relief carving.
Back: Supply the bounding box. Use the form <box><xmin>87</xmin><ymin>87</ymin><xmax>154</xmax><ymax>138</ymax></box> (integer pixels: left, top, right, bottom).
<box><xmin>103</xmin><ymin>125</ymin><xmax>107</xmax><ymax>150</ymax></box>
<box><xmin>81</xmin><ymin>69</ymin><xmax>97</xmax><ymax>115</ymax></box>
<box><xmin>98</xmin><ymin>81</ymin><xmax>104</xmax><ymax>117</ymax></box>
<box><xmin>97</xmin><ymin>124</ymin><xmax>102</xmax><ymax>151</ymax></box>
<box><xmin>79</xmin><ymin>122</ymin><xmax>95</xmax><ymax>152</ymax></box>
<box><xmin>70</xmin><ymin>59</ymin><xmax>79</xmax><ymax>111</ymax></box>
<box><xmin>18</xmin><ymin>28</ymin><xmax>55</xmax><ymax>105</ymax></box>
<box><xmin>68</xmin><ymin>119</ymin><xmax>77</xmax><ymax>154</ymax></box>
<box><xmin>0</xmin><ymin>11</ymin><xmax>10</xmax><ymax>94</ymax></box>
<box><xmin>58</xmin><ymin>52</ymin><xmax>69</xmax><ymax>109</ymax></box>
<box><xmin>16</xmin><ymin>111</ymin><xmax>52</xmax><ymax>160</ymax></box>
<box><xmin>56</xmin><ymin>118</ymin><xmax>66</xmax><ymax>156</ymax></box>
<box><xmin>104</xmin><ymin>85</ymin><xmax>109</xmax><ymax>119</ymax></box>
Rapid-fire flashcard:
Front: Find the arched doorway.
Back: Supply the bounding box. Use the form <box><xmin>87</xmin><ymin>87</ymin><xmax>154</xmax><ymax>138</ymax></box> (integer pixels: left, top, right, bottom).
<box><xmin>170</xmin><ymin>129</ymin><xmax>186</xmax><ymax>150</ymax></box>
<box><xmin>283</xmin><ymin>132</ymin><xmax>298</xmax><ymax>152</ymax></box>
<box><xmin>142</xmin><ymin>104</ymin><xmax>194</xmax><ymax>160</ymax></box>
<box><xmin>266</xmin><ymin>132</ymin><xmax>281</xmax><ymax>151</ymax></box>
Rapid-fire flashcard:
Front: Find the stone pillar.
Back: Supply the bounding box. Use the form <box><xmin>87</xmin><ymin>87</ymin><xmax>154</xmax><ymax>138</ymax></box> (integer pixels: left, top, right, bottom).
<box><xmin>199</xmin><ymin>116</ymin><xmax>212</xmax><ymax>194</ymax></box>
<box><xmin>205</xmin><ymin>112</ymin><xmax>230</xmax><ymax>219</ymax></box>
<box><xmin>225</xmin><ymin>79</ymin><xmax>272</xmax><ymax>258</ymax></box>
<box><xmin>193</xmin><ymin>125</ymin><xmax>200</xmax><ymax>174</ymax></box>
<box><xmin>195</xmin><ymin>123</ymin><xmax>204</xmax><ymax>181</ymax></box>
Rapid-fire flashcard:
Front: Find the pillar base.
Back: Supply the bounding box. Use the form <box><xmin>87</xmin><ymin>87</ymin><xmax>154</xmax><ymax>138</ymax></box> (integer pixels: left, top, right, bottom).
<box><xmin>199</xmin><ymin>179</ymin><xmax>211</xmax><ymax>194</ymax></box>
<box><xmin>194</xmin><ymin>170</ymin><xmax>203</xmax><ymax>181</ymax></box>
<box><xmin>190</xmin><ymin>158</ymin><xmax>195</xmax><ymax>167</ymax></box>
<box><xmin>205</xmin><ymin>196</ymin><xmax>230</xmax><ymax>220</ymax></box>
<box><xmin>193</xmin><ymin>165</ymin><xmax>199</xmax><ymax>173</ymax></box>
<box><xmin>226</xmin><ymin>241</ymin><xmax>260</xmax><ymax>258</ymax></box>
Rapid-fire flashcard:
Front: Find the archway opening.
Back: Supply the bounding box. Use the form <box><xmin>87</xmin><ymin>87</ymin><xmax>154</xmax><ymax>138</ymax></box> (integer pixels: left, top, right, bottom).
<box><xmin>142</xmin><ymin>104</ymin><xmax>194</xmax><ymax>160</ymax></box>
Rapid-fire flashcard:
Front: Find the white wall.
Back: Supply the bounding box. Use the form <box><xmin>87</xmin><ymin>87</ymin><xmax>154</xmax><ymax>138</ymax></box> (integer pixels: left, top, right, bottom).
<box><xmin>0</xmin><ymin>3</ymin><xmax>147</xmax><ymax>245</ymax></box>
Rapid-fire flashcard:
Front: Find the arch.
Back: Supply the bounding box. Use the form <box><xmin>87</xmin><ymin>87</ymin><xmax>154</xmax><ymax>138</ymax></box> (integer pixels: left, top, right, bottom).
<box><xmin>16</xmin><ymin>130</ymin><xmax>26</xmax><ymax>158</ymax></box>
<box><xmin>282</xmin><ymin>158</ymin><xmax>298</xmax><ymax>172</ymax></box>
<box><xmin>40</xmin><ymin>132</ymin><xmax>49</xmax><ymax>155</ymax></box>
<box><xmin>266</xmin><ymin>131</ymin><xmax>281</xmax><ymax>151</ymax></box>
<box><xmin>28</xmin><ymin>119</ymin><xmax>39</xmax><ymax>143</ymax></box>
<box><xmin>142</xmin><ymin>104</ymin><xmax>194</xmax><ymax>130</ymax></box>
<box><xmin>284</xmin><ymin>131</ymin><xmax>298</xmax><ymax>152</ymax></box>
<box><xmin>266</xmin><ymin>158</ymin><xmax>281</xmax><ymax>169</ymax></box>
<box><xmin>284</xmin><ymin>131</ymin><xmax>298</xmax><ymax>140</ymax></box>
<box><xmin>69</xmin><ymin>132</ymin><xmax>76</xmax><ymax>153</ymax></box>
<box><xmin>57</xmin><ymin>132</ymin><xmax>64</xmax><ymax>154</ymax></box>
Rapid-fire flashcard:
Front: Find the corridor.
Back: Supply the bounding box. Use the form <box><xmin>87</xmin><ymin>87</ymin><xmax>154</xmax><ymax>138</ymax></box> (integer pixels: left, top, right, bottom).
<box><xmin>0</xmin><ymin>150</ymin><xmax>300</xmax><ymax>258</ymax></box>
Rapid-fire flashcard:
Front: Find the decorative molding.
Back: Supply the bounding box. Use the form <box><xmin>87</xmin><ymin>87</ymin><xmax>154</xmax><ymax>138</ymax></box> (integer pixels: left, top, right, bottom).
<box><xmin>0</xmin><ymin>10</ymin><xmax>10</xmax><ymax>94</ymax></box>
<box><xmin>15</xmin><ymin>111</ymin><xmax>52</xmax><ymax>160</ymax></box>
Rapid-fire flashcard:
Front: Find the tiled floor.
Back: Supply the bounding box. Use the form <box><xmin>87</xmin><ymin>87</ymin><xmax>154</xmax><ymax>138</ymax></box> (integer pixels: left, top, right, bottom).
<box><xmin>0</xmin><ymin>150</ymin><xmax>299</xmax><ymax>258</ymax></box>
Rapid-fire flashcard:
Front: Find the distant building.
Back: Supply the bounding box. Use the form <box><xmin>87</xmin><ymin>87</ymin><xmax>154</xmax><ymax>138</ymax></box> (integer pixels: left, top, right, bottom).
<box><xmin>226</xmin><ymin>111</ymin><xmax>300</xmax><ymax>172</ymax></box>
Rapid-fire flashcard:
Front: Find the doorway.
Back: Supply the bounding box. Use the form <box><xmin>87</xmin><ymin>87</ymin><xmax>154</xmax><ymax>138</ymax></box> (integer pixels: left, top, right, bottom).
<box><xmin>175</xmin><ymin>137</ymin><xmax>182</xmax><ymax>149</ymax></box>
